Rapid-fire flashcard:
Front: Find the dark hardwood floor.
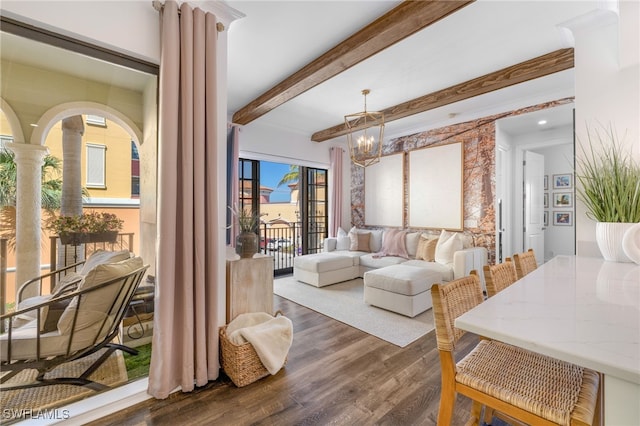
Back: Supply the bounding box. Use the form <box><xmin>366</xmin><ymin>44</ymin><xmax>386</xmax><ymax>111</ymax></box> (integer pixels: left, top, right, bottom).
<box><xmin>89</xmin><ymin>295</ymin><xmax>482</xmax><ymax>426</ymax></box>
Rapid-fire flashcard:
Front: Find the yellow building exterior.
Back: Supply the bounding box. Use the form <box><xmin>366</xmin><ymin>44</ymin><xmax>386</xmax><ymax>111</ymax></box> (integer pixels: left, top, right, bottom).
<box><xmin>1</xmin><ymin>114</ymin><xmax>140</xmax><ymax>303</ymax></box>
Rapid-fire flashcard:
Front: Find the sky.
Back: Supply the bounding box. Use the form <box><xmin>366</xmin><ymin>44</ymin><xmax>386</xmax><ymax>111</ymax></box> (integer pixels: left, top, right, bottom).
<box><xmin>260</xmin><ymin>161</ymin><xmax>296</xmax><ymax>203</ymax></box>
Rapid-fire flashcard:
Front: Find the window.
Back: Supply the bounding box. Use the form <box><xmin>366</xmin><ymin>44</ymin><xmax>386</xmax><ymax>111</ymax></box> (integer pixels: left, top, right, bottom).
<box><xmin>86</xmin><ymin>114</ymin><xmax>107</xmax><ymax>127</ymax></box>
<box><xmin>131</xmin><ymin>141</ymin><xmax>140</xmax><ymax>197</ymax></box>
<box><xmin>86</xmin><ymin>143</ymin><xmax>106</xmax><ymax>188</ymax></box>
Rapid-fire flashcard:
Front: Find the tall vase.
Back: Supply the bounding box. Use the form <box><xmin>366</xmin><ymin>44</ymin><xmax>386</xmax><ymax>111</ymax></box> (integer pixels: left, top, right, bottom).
<box><xmin>236</xmin><ymin>231</ymin><xmax>258</xmax><ymax>258</ymax></box>
<box><xmin>595</xmin><ymin>222</ymin><xmax>634</xmax><ymax>262</ymax></box>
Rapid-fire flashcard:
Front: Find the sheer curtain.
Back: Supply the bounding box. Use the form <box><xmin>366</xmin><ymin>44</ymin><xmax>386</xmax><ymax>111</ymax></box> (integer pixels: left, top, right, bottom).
<box><xmin>329</xmin><ymin>147</ymin><xmax>344</xmax><ymax>237</ymax></box>
<box><xmin>149</xmin><ymin>1</ymin><xmax>221</xmax><ymax>399</ymax></box>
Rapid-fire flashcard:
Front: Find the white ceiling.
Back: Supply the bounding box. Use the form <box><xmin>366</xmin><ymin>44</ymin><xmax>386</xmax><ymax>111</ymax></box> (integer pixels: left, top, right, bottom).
<box><xmin>225</xmin><ymin>0</ymin><xmax>597</xmax><ymax>141</ymax></box>
<box><xmin>1</xmin><ymin>1</ymin><xmax>597</xmax><ymax>141</ymax></box>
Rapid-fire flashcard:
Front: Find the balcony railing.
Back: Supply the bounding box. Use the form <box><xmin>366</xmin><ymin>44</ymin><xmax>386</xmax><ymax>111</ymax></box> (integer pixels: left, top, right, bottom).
<box><xmin>258</xmin><ymin>222</ymin><xmax>325</xmax><ymax>275</ymax></box>
<box><xmin>48</xmin><ymin>233</ymin><xmax>135</xmax><ymax>294</ymax></box>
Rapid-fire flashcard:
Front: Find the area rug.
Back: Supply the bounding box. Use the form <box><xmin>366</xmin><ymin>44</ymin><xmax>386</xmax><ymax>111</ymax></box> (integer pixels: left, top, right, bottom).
<box><xmin>0</xmin><ymin>348</ymin><xmax>128</xmax><ymax>423</ymax></box>
<box><xmin>274</xmin><ymin>276</ymin><xmax>434</xmax><ymax>347</ymax></box>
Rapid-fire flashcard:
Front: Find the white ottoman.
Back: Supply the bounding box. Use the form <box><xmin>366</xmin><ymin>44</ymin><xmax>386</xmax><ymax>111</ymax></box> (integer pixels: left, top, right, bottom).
<box><xmin>293</xmin><ymin>253</ymin><xmax>358</xmax><ymax>287</ymax></box>
<box><xmin>363</xmin><ymin>264</ymin><xmax>439</xmax><ymax>317</ymax></box>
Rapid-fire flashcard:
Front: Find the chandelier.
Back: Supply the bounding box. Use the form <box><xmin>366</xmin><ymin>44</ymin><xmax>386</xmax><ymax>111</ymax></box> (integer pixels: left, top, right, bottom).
<box><xmin>344</xmin><ymin>89</ymin><xmax>384</xmax><ymax>168</ymax></box>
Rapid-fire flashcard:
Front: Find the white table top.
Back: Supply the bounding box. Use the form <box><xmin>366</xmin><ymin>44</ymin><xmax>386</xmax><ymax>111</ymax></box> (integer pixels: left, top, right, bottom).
<box><xmin>455</xmin><ymin>255</ymin><xmax>640</xmax><ymax>384</ymax></box>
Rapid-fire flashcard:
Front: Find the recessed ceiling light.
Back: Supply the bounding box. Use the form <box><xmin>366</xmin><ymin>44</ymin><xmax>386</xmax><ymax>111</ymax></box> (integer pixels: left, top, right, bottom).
<box><xmin>538</xmin><ymin>120</ymin><xmax>547</xmax><ymax>126</ymax></box>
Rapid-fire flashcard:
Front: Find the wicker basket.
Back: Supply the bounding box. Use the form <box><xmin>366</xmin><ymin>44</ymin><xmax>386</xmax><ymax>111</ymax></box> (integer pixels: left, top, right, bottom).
<box><xmin>219</xmin><ymin>325</ymin><xmax>271</xmax><ymax>387</ymax></box>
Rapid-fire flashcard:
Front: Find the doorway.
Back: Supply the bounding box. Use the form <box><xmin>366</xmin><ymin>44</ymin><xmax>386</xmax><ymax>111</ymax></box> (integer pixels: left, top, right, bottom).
<box><xmin>495</xmin><ymin>104</ymin><xmax>576</xmax><ymax>264</ymax></box>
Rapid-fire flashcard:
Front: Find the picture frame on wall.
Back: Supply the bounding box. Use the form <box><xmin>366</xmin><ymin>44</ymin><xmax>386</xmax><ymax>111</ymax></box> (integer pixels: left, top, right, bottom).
<box><xmin>543</xmin><ymin>211</ymin><xmax>549</xmax><ymax>227</ymax></box>
<box><xmin>544</xmin><ymin>175</ymin><xmax>548</xmax><ymax>190</ymax></box>
<box><xmin>553</xmin><ymin>192</ymin><xmax>573</xmax><ymax>208</ymax></box>
<box><xmin>553</xmin><ymin>173</ymin><xmax>572</xmax><ymax>189</ymax></box>
<box><xmin>543</xmin><ymin>193</ymin><xmax>549</xmax><ymax>208</ymax></box>
<box><xmin>553</xmin><ymin>211</ymin><xmax>572</xmax><ymax>226</ymax></box>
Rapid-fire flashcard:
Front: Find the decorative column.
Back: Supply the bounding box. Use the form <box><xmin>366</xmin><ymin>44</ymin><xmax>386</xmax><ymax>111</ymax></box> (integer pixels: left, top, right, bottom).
<box><xmin>61</xmin><ymin>115</ymin><xmax>84</xmax><ymax>216</ymax></box>
<box><xmin>6</xmin><ymin>142</ymin><xmax>48</xmax><ymax>299</ymax></box>
<box><xmin>59</xmin><ymin>115</ymin><xmax>85</xmax><ymax>269</ymax></box>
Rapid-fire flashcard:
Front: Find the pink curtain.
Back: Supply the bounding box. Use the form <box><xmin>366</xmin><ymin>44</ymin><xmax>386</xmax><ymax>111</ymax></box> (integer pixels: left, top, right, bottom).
<box><xmin>329</xmin><ymin>147</ymin><xmax>344</xmax><ymax>237</ymax></box>
<box><xmin>228</xmin><ymin>125</ymin><xmax>240</xmax><ymax>245</ymax></box>
<box><xmin>149</xmin><ymin>1</ymin><xmax>221</xmax><ymax>398</ymax></box>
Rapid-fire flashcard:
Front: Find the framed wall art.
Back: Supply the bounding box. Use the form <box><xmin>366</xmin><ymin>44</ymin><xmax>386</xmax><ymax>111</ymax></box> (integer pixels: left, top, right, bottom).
<box><xmin>364</xmin><ymin>152</ymin><xmax>404</xmax><ymax>227</ymax></box>
<box><xmin>553</xmin><ymin>211</ymin><xmax>573</xmax><ymax>226</ymax></box>
<box><xmin>408</xmin><ymin>142</ymin><xmax>463</xmax><ymax>230</ymax></box>
<box><xmin>553</xmin><ymin>192</ymin><xmax>573</xmax><ymax>208</ymax></box>
<box><xmin>553</xmin><ymin>173</ymin><xmax>572</xmax><ymax>189</ymax></box>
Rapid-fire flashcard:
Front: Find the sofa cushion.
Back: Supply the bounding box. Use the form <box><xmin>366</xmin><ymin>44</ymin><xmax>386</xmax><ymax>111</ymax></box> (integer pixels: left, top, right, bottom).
<box><xmin>349</xmin><ymin>231</ymin><xmax>371</xmax><ymax>252</ymax></box>
<box><xmin>435</xmin><ymin>229</ymin><xmax>463</xmax><ymax>266</ymax></box>
<box><xmin>402</xmin><ymin>259</ymin><xmax>455</xmax><ymax>282</ymax></box>
<box><xmin>327</xmin><ymin>250</ymin><xmax>365</xmax><ymax>266</ymax></box>
<box><xmin>416</xmin><ymin>234</ymin><xmax>438</xmax><ymax>261</ymax></box>
<box><xmin>294</xmin><ymin>253</ymin><xmax>353</xmax><ymax>272</ymax></box>
<box><xmin>378</xmin><ymin>229</ymin><xmax>408</xmax><ymax>258</ymax></box>
<box><xmin>359</xmin><ymin>254</ymin><xmax>407</xmax><ymax>269</ymax></box>
<box><xmin>364</xmin><ymin>265</ymin><xmax>439</xmax><ymax>296</ymax></box>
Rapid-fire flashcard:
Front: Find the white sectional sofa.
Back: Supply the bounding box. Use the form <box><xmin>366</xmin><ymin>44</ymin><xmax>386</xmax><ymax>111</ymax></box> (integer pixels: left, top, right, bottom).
<box><xmin>294</xmin><ymin>228</ymin><xmax>488</xmax><ymax>290</ymax></box>
<box><xmin>293</xmin><ymin>228</ymin><xmax>488</xmax><ymax>317</ymax></box>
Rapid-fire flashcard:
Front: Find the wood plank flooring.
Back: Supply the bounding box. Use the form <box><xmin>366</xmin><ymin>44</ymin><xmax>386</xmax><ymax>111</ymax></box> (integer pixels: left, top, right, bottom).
<box><xmin>89</xmin><ymin>295</ymin><xmax>481</xmax><ymax>425</ymax></box>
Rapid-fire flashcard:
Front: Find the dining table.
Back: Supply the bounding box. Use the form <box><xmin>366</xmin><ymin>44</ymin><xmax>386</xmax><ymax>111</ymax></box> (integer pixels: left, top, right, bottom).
<box><xmin>455</xmin><ymin>255</ymin><xmax>640</xmax><ymax>425</ymax></box>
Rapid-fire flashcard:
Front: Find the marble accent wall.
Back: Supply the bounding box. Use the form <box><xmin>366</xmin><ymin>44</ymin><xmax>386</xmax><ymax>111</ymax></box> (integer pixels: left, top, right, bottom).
<box><xmin>351</xmin><ymin>98</ymin><xmax>574</xmax><ymax>263</ymax></box>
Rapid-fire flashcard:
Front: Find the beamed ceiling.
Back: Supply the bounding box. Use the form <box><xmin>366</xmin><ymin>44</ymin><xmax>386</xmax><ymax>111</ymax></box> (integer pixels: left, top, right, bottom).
<box><xmin>227</xmin><ymin>1</ymin><xmax>596</xmax><ymax>141</ymax></box>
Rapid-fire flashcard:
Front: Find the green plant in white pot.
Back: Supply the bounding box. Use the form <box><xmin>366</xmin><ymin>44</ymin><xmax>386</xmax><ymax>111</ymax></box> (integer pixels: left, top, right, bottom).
<box><xmin>575</xmin><ymin>124</ymin><xmax>640</xmax><ymax>262</ymax></box>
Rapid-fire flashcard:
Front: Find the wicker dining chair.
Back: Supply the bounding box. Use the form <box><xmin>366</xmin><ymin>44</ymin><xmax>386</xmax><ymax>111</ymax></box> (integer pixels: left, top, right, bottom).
<box><xmin>482</xmin><ymin>258</ymin><xmax>518</xmax><ymax>298</ymax></box>
<box><xmin>431</xmin><ymin>274</ymin><xmax>600</xmax><ymax>426</ymax></box>
<box><xmin>513</xmin><ymin>248</ymin><xmax>538</xmax><ymax>279</ymax></box>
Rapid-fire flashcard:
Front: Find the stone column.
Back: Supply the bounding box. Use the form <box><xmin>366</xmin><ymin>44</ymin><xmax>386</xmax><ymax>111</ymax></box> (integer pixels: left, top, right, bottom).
<box><xmin>6</xmin><ymin>143</ymin><xmax>48</xmax><ymax>299</ymax></box>
<box><xmin>59</xmin><ymin>116</ymin><xmax>85</xmax><ymax>269</ymax></box>
<box><xmin>61</xmin><ymin>116</ymin><xmax>84</xmax><ymax>216</ymax></box>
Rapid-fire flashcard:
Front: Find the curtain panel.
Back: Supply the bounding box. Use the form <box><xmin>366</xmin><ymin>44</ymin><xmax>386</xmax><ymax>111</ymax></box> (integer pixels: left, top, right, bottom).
<box><xmin>149</xmin><ymin>1</ymin><xmax>221</xmax><ymax>399</ymax></box>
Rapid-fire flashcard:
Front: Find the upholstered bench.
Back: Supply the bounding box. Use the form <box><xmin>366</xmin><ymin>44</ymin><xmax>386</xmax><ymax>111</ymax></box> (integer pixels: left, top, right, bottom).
<box><xmin>363</xmin><ymin>264</ymin><xmax>439</xmax><ymax>317</ymax></box>
<box><xmin>293</xmin><ymin>253</ymin><xmax>358</xmax><ymax>287</ymax></box>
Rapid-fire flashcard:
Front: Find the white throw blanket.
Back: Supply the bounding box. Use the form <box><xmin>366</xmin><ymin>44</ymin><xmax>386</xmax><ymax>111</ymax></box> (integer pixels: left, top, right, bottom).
<box><xmin>226</xmin><ymin>312</ymin><xmax>293</xmax><ymax>375</ymax></box>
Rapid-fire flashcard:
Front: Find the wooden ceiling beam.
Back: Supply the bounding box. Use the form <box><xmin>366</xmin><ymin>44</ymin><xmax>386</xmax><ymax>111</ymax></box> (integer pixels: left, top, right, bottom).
<box><xmin>232</xmin><ymin>0</ymin><xmax>475</xmax><ymax>125</ymax></box>
<box><xmin>311</xmin><ymin>48</ymin><xmax>575</xmax><ymax>142</ymax></box>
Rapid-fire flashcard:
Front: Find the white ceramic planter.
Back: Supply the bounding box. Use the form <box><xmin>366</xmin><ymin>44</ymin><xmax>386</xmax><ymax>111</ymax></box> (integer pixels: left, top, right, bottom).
<box><xmin>622</xmin><ymin>222</ymin><xmax>640</xmax><ymax>265</ymax></box>
<box><xmin>596</xmin><ymin>222</ymin><xmax>634</xmax><ymax>262</ymax></box>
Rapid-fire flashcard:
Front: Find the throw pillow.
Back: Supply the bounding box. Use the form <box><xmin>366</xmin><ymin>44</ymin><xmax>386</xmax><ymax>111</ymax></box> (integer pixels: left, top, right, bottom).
<box><xmin>405</xmin><ymin>232</ymin><xmax>421</xmax><ymax>258</ymax></box>
<box><xmin>337</xmin><ymin>227</ymin><xmax>348</xmax><ymax>238</ymax></box>
<box><xmin>80</xmin><ymin>249</ymin><xmax>131</xmax><ymax>275</ymax></box>
<box><xmin>58</xmin><ymin>256</ymin><xmax>144</xmax><ymax>335</ymax></box>
<box><xmin>416</xmin><ymin>234</ymin><xmax>438</xmax><ymax>261</ymax></box>
<box><xmin>349</xmin><ymin>230</ymin><xmax>371</xmax><ymax>252</ymax></box>
<box><xmin>435</xmin><ymin>229</ymin><xmax>463</xmax><ymax>265</ymax></box>
<box><xmin>379</xmin><ymin>229</ymin><xmax>409</xmax><ymax>258</ymax></box>
<box><xmin>336</xmin><ymin>236</ymin><xmax>351</xmax><ymax>250</ymax></box>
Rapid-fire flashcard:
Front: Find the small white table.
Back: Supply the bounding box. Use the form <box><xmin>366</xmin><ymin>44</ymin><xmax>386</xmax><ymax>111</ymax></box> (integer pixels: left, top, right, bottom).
<box><xmin>455</xmin><ymin>255</ymin><xmax>640</xmax><ymax>425</ymax></box>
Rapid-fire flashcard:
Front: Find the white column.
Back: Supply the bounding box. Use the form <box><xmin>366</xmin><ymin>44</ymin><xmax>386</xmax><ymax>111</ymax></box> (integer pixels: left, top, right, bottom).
<box><xmin>61</xmin><ymin>115</ymin><xmax>84</xmax><ymax>216</ymax></box>
<box><xmin>6</xmin><ymin>143</ymin><xmax>49</xmax><ymax>298</ymax></box>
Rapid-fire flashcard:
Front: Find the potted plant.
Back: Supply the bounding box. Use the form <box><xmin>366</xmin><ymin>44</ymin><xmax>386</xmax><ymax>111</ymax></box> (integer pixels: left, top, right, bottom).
<box><xmin>230</xmin><ymin>205</ymin><xmax>260</xmax><ymax>258</ymax></box>
<box><xmin>575</xmin><ymin>124</ymin><xmax>640</xmax><ymax>262</ymax></box>
<box><xmin>47</xmin><ymin>211</ymin><xmax>124</xmax><ymax>246</ymax></box>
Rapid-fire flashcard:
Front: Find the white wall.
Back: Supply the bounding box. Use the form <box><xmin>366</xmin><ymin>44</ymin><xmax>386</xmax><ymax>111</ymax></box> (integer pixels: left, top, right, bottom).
<box><xmin>569</xmin><ymin>1</ymin><xmax>640</xmax><ymax>256</ymax></box>
<box><xmin>238</xmin><ymin>121</ymin><xmax>352</xmax><ymax>232</ymax></box>
<box><xmin>1</xmin><ymin>1</ymin><xmax>161</xmax><ymax>64</ymax></box>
